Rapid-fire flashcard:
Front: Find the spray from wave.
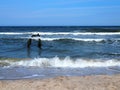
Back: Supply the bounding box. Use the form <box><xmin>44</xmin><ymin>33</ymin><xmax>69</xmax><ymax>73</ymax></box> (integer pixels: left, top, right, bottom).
<box><xmin>1</xmin><ymin>56</ymin><xmax>120</xmax><ymax>68</ymax></box>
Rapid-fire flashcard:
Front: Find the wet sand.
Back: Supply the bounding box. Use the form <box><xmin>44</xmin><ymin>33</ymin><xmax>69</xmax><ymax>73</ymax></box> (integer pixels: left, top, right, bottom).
<box><xmin>0</xmin><ymin>74</ymin><xmax>120</xmax><ymax>90</ymax></box>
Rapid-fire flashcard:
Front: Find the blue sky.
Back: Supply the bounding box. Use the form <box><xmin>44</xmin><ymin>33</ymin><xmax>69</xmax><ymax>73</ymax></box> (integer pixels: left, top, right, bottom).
<box><xmin>0</xmin><ymin>0</ymin><xmax>120</xmax><ymax>26</ymax></box>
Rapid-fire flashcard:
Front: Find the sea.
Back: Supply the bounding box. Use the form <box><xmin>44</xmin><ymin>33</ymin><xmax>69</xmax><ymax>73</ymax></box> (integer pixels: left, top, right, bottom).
<box><xmin>0</xmin><ymin>26</ymin><xmax>120</xmax><ymax>80</ymax></box>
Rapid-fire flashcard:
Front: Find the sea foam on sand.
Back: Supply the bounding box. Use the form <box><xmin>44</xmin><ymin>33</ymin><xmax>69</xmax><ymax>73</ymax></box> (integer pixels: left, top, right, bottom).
<box><xmin>0</xmin><ymin>74</ymin><xmax>120</xmax><ymax>90</ymax></box>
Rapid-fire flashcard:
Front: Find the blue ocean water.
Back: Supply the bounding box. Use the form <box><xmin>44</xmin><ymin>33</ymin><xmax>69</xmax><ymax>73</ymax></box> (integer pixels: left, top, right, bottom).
<box><xmin>0</xmin><ymin>26</ymin><xmax>120</xmax><ymax>79</ymax></box>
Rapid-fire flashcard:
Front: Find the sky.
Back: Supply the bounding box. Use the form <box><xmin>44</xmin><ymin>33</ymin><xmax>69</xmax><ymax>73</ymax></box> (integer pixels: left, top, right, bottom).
<box><xmin>0</xmin><ymin>0</ymin><xmax>120</xmax><ymax>26</ymax></box>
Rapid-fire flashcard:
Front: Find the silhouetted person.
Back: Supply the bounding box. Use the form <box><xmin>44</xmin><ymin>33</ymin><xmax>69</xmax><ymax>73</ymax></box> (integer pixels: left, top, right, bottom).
<box><xmin>38</xmin><ymin>39</ymin><xmax>42</xmax><ymax>48</ymax></box>
<box><xmin>27</xmin><ymin>33</ymin><xmax>41</xmax><ymax>48</ymax></box>
<box><xmin>27</xmin><ymin>38</ymin><xmax>32</xmax><ymax>48</ymax></box>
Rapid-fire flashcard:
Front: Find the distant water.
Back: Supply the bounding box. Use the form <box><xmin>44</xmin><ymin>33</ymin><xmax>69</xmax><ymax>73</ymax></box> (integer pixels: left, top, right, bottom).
<box><xmin>0</xmin><ymin>26</ymin><xmax>120</xmax><ymax>80</ymax></box>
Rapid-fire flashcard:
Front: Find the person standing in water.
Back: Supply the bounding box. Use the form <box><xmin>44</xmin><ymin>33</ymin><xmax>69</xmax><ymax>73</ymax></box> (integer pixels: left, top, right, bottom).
<box><xmin>27</xmin><ymin>38</ymin><xmax>32</xmax><ymax>48</ymax></box>
<box><xmin>27</xmin><ymin>33</ymin><xmax>41</xmax><ymax>48</ymax></box>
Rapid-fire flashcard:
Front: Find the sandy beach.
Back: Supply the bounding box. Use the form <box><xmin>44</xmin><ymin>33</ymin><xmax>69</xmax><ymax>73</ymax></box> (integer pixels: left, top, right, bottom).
<box><xmin>0</xmin><ymin>74</ymin><xmax>120</xmax><ymax>90</ymax></box>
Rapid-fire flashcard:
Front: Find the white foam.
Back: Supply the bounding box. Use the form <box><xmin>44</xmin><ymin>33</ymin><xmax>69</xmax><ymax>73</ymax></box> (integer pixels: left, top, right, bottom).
<box><xmin>29</xmin><ymin>37</ymin><xmax>117</xmax><ymax>42</ymax></box>
<box><xmin>31</xmin><ymin>32</ymin><xmax>120</xmax><ymax>36</ymax></box>
<box><xmin>3</xmin><ymin>56</ymin><xmax>120</xmax><ymax>68</ymax></box>
<box><xmin>71</xmin><ymin>38</ymin><xmax>104</xmax><ymax>42</ymax></box>
<box><xmin>0</xmin><ymin>32</ymin><xmax>120</xmax><ymax>35</ymax></box>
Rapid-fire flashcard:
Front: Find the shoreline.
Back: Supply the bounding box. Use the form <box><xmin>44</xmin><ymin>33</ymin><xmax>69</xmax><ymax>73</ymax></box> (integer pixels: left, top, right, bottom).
<box><xmin>0</xmin><ymin>74</ymin><xmax>120</xmax><ymax>90</ymax></box>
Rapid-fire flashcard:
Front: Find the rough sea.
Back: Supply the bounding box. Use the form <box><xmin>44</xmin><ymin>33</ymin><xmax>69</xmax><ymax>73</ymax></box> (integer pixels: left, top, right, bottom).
<box><xmin>0</xmin><ymin>26</ymin><xmax>120</xmax><ymax>80</ymax></box>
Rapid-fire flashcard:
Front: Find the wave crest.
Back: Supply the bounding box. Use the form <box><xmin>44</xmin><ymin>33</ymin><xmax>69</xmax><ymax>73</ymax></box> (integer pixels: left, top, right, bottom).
<box><xmin>1</xmin><ymin>56</ymin><xmax>120</xmax><ymax>68</ymax></box>
<box><xmin>1</xmin><ymin>32</ymin><xmax>120</xmax><ymax>35</ymax></box>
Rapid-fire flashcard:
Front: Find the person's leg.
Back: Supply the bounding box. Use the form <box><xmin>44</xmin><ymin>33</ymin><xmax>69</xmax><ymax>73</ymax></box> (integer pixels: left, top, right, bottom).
<box><xmin>38</xmin><ymin>39</ymin><xmax>41</xmax><ymax>48</ymax></box>
<box><xmin>27</xmin><ymin>39</ymin><xmax>32</xmax><ymax>48</ymax></box>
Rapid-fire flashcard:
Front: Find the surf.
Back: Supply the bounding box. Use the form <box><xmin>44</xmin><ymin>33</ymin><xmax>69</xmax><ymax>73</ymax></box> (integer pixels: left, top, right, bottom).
<box><xmin>1</xmin><ymin>56</ymin><xmax>120</xmax><ymax>68</ymax></box>
<box><xmin>1</xmin><ymin>32</ymin><xmax>120</xmax><ymax>35</ymax></box>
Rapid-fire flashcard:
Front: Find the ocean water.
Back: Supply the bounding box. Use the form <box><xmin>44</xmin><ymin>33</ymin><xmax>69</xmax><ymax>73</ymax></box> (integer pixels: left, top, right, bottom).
<box><xmin>0</xmin><ymin>26</ymin><xmax>120</xmax><ymax>80</ymax></box>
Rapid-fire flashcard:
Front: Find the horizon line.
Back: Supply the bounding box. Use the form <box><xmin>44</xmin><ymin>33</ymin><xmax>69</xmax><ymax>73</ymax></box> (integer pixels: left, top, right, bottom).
<box><xmin>0</xmin><ymin>25</ymin><xmax>120</xmax><ymax>27</ymax></box>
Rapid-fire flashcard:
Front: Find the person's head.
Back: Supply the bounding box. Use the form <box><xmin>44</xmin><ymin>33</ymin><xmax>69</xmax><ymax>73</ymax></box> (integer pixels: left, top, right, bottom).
<box><xmin>37</xmin><ymin>33</ymin><xmax>40</xmax><ymax>36</ymax></box>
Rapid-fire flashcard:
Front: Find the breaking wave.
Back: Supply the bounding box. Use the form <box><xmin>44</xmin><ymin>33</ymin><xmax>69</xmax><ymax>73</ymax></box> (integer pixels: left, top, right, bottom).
<box><xmin>1</xmin><ymin>32</ymin><xmax>120</xmax><ymax>42</ymax></box>
<box><xmin>1</xmin><ymin>56</ymin><xmax>120</xmax><ymax>68</ymax></box>
<box><xmin>25</xmin><ymin>37</ymin><xmax>106</xmax><ymax>42</ymax></box>
<box><xmin>0</xmin><ymin>32</ymin><xmax>120</xmax><ymax>35</ymax></box>
<box><xmin>33</xmin><ymin>37</ymin><xmax>120</xmax><ymax>42</ymax></box>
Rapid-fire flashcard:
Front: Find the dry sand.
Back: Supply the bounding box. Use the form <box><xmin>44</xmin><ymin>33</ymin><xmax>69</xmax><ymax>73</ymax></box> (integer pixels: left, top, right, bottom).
<box><xmin>0</xmin><ymin>74</ymin><xmax>120</xmax><ymax>90</ymax></box>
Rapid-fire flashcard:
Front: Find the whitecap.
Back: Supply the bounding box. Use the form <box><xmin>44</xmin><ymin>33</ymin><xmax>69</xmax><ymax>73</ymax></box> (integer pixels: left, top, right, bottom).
<box><xmin>2</xmin><ymin>56</ymin><xmax>120</xmax><ymax>68</ymax></box>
